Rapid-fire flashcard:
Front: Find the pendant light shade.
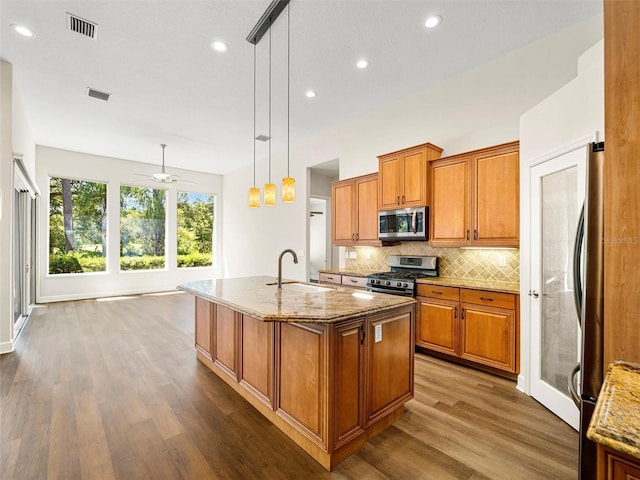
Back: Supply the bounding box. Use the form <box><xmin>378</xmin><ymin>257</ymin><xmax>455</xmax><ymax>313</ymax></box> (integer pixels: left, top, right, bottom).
<box><xmin>264</xmin><ymin>183</ymin><xmax>277</xmax><ymax>206</ymax></box>
<box><xmin>282</xmin><ymin>177</ymin><xmax>295</xmax><ymax>203</ymax></box>
<box><xmin>249</xmin><ymin>187</ymin><xmax>260</xmax><ymax>208</ymax></box>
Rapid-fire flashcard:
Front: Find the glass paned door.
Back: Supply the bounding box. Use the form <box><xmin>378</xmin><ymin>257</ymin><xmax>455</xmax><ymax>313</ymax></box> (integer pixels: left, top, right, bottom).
<box><xmin>529</xmin><ymin>146</ymin><xmax>587</xmax><ymax>430</ymax></box>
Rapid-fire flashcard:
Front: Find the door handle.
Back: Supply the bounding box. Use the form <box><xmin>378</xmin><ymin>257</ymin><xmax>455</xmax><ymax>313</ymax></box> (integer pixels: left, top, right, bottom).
<box><xmin>568</xmin><ymin>363</ymin><xmax>581</xmax><ymax>409</ymax></box>
<box><xmin>466</xmin><ymin>230</ymin><xmax>470</xmax><ymax>241</ymax></box>
<box><xmin>352</xmin><ymin>233</ymin><xmax>355</xmax><ymax>241</ymax></box>
<box><xmin>461</xmin><ymin>308</ymin><xmax>465</xmax><ymax>320</ymax></box>
<box><xmin>573</xmin><ymin>204</ymin><xmax>585</xmax><ymax>326</ymax></box>
<box><xmin>454</xmin><ymin>307</ymin><xmax>457</xmax><ymax>319</ymax></box>
<box><xmin>397</xmin><ymin>195</ymin><xmax>400</xmax><ymax>205</ymax></box>
<box><xmin>528</xmin><ymin>290</ymin><xmax>539</xmax><ymax>298</ymax></box>
<box><xmin>360</xmin><ymin>324</ymin><xmax>365</xmax><ymax>345</ymax></box>
<box><xmin>473</xmin><ymin>229</ymin><xmax>478</xmax><ymax>240</ymax></box>
<box><xmin>402</xmin><ymin>194</ymin><xmax>405</xmax><ymax>204</ymax></box>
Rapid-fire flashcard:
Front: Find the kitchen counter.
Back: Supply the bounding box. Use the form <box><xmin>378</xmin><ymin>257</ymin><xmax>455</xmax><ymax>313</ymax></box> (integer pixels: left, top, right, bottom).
<box><xmin>416</xmin><ymin>276</ymin><xmax>520</xmax><ymax>294</ymax></box>
<box><xmin>588</xmin><ymin>361</ymin><xmax>640</xmax><ymax>460</ymax></box>
<box><xmin>178</xmin><ymin>276</ymin><xmax>415</xmax><ymax>323</ymax></box>
<box><xmin>179</xmin><ymin>275</ymin><xmax>416</xmax><ymax>470</ymax></box>
<box><xmin>319</xmin><ymin>268</ymin><xmax>379</xmax><ymax>277</ymax></box>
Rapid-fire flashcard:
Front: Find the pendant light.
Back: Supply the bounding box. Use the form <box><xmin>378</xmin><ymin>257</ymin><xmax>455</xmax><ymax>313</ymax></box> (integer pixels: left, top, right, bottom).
<box><xmin>281</xmin><ymin>4</ymin><xmax>295</xmax><ymax>203</ymax></box>
<box><xmin>249</xmin><ymin>44</ymin><xmax>260</xmax><ymax>208</ymax></box>
<box><xmin>264</xmin><ymin>26</ymin><xmax>276</xmax><ymax>207</ymax></box>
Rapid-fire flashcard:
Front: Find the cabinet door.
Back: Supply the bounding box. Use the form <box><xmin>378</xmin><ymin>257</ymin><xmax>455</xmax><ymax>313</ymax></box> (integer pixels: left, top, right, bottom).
<box><xmin>473</xmin><ymin>146</ymin><xmax>519</xmax><ymax>246</ymax></box>
<box><xmin>378</xmin><ymin>155</ymin><xmax>401</xmax><ymax>210</ymax></box>
<box><xmin>213</xmin><ymin>304</ymin><xmax>239</xmax><ymax>379</ymax></box>
<box><xmin>366</xmin><ymin>308</ymin><xmax>414</xmax><ymax>424</ymax></box>
<box><xmin>460</xmin><ymin>304</ymin><xmax>516</xmax><ymax>372</ymax></box>
<box><xmin>401</xmin><ymin>149</ymin><xmax>428</xmax><ymax>207</ymax></box>
<box><xmin>240</xmin><ymin>314</ymin><xmax>274</xmax><ymax>408</ymax></box>
<box><xmin>355</xmin><ymin>175</ymin><xmax>380</xmax><ymax>244</ymax></box>
<box><xmin>598</xmin><ymin>445</ymin><xmax>640</xmax><ymax>480</ymax></box>
<box><xmin>195</xmin><ymin>297</ymin><xmax>213</xmax><ymax>359</ymax></box>
<box><xmin>333</xmin><ymin>319</ymin><xmax>365</xmax><ymax>448</ymax></box>
<box><xmin>332</xmin><ymin>180</ymin><xmax>355</xmax><ymax>245</ymax></box>
<box><xmin>430</xmin><ymin>157</ymin><xmax>470</xmax><ymax>246</ymax></box>
<box><xmin>416</xmin><ymin>297</ymin><xmax>459</xmax><ymax>356</ymax></box>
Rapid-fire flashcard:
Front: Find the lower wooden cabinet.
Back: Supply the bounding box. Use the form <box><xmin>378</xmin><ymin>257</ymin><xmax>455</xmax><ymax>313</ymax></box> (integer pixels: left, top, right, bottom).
<box><xmin>597</xmin><ymin>444</ymin><xmax>640</xmax><ymax>480</ymax></box>
<box><xmin>195</xmin><ymin>297</ymin><xmax>213</xmax><ymax>359</ymax></box>
<box><xmin>416</xmin><ymin>284</ymin><xmax>519</xmax><ymax>375</ymax></box>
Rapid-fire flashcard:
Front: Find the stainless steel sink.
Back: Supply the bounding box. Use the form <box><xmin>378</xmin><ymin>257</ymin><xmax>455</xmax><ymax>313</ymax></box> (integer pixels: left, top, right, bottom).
<box><xmin>266</xmin><ymin>281</ymin><xmax>333</xmax><ymax>293</ymax></box>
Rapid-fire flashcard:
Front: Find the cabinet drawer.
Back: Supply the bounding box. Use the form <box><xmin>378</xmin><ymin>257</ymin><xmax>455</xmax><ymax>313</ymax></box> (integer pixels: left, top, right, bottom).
<box><xmin>319</xmin><ymin>272</ymin><xmax>342</xmax><ymax>285</ymax></box>
<box><xmin>341</xmin><ymin>275</ymin><xmax>367</xmax><ymax>289</ymax></box>
<box><xmin>416</xmin><ymin>284</ymin><xmax>459</xmax><ymax>301</ymax></box>
<box><xmin>460</xmin><ymin>289</ymin><xmax>515</xmax><ymax>310</ymax></box>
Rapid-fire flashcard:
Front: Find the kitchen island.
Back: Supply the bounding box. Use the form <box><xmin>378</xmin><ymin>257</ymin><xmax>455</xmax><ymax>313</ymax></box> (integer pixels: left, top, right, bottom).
<box><xmin>178</xmin><ymin>276</ymin><xmax>416</xmax><ymax>470</ymax></box>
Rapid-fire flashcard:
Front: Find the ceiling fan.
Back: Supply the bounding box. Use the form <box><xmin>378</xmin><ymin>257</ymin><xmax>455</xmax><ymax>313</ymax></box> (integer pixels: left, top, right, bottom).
<box><xmin>134</xmin><ymin>144</ymin><xmax>193</xmax><ymax>185</ymax></box>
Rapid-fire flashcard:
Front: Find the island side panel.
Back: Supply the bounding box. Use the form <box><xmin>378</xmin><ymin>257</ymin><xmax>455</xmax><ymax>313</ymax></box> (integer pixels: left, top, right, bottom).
<box><xmin>195</xmin><ymin>297</ymin><xmax>213</xmax><ymax>360</ymax></box>
<box><xmin>213</xmin><ymin>304</ymin><xmax>239</xmax><ymax>380</ymax></box>
<box><xmin>366</xmin><ymin>305</ymin><xmax>415</xmax><ymax>425</ymax></box>
<box><xmin>277</xmin><ymin>322</ymin><xmax>328</xmax><ymax>450</ymax></box>
<box><xmin>240</xmin><ymin>313</ymin><xmax>274</xmax><ymax>408</ymax></box>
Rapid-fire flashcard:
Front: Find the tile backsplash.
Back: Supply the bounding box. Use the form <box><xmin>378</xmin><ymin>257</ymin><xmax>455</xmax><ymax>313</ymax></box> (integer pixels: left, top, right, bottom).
<box><xmin>344</xmin><ymin>243</ymin><xmax>520</xmax><ymax>284</ymax></box>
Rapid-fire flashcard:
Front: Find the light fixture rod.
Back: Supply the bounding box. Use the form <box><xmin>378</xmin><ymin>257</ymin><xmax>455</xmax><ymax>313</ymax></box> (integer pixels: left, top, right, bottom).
<box><xmin>287</xmin><ymin>4</ymin><xmax>290</xmax><ymax>177</ymax></box>
<box><xmin>160</xmin><ymin>143</ymin><xmax>166</xmax><ymax>173</ymax></box>
<box><xmin>253</xmin><ymin>44</ymin><xmax>257</xmax><ymax>187</ymax></box>
<box><xmin>246</xmin><ymin>0</ymin><xmax>291</xmax><ymax>45</ymax></box>
<box><xmin>268</xmin><ymin>26</ymin><xmax>272</xmax><ymax>183</ymax></box>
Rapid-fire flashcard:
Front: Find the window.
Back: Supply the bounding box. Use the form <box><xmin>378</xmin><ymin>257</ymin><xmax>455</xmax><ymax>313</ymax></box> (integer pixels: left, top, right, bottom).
<box><xmin>48</xmin><ymin>177</ymin><xmax>107</xmax><ymax>274</ymax></box>
<box><xmin>120</xmin><ymin>186</ymin><xmax>166</xmax><ymax>270</ymax></box>
<box><xmin>177</xmin><ymin>191</ymin><xmax>215</xmax><ymax>268</ymax></box>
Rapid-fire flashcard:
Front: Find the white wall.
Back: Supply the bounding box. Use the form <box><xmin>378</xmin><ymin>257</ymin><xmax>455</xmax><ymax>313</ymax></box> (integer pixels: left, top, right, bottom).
<box><xmin>36</xmin><ymin>146</ymin><xmax>224</xmax><ymax>302</ymax></box>
<box><xmin>518</xmin><ymin>39</ymin><xmax>604</xmax><ymax>393</ymax></box>
<box><xmin>222</xmin><ymin>16</ymin><xmax>603</xmax><ymax>280</ymax></box>
<box><xmin>0</xmin><ymin>60</ymin><xmax>37</xmax><ymax>353</ymax></box>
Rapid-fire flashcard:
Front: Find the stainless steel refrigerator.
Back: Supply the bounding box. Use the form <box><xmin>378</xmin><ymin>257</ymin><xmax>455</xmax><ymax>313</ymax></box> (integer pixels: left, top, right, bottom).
<box><xmin>569</xmin><ymin>141</ymin><xmax>605</xmax><ymax>480</ymax></box>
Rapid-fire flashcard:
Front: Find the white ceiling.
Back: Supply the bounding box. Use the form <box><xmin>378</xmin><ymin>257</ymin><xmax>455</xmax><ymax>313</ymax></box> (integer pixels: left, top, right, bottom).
<box><xmin>1</xmin><ymin>0</ymin><xmax>602</xmax><ymax>175</ymax></box>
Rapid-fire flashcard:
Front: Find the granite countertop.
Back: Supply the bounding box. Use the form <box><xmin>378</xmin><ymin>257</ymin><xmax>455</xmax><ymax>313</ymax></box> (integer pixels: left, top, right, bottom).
<box><xmin>587</xmin><ymin>361</ymin><xmax>640</xmax><ymax>459</ymax></box>
<box><xmin>319</xmin><ymin>268</ymin><xmax>380</xmax><ymax>278</ymax></box>
<box><xmin>178</xmin><ymin>276</ymin><xmax>415</xmax><ymax>324</ymax></box>
<box><xmin>416</xmin><ymin>277</ymin><xmax>520</xmax><ymax>294</ymax></box>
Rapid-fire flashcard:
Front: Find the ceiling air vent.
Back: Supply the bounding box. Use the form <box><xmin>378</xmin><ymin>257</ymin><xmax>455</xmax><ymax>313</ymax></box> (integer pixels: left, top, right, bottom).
<box><xmin>87</xmin><ymin>88</ymin><xmax>110</xmax><ymax>102</ymax></box>
<box><xmin>255</xmin><ymin>134</ymin><xmax>270</xmax><ymax>142</ymax></box>
<box><xmin>66</xmin><ymin>13</ymin><xmax>98</xmax><ymax>39</ymax></box>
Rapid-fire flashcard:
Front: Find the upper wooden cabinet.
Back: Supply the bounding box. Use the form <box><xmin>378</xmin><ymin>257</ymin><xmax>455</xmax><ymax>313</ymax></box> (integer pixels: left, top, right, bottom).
<box><xmin>430</xmin><ymin>141</ymin><xmax>519</xmax><ymax>247</ymax></box>
<box><xmin>378</xmin><ymin>142</ymin><xmax>443</xmax><ymax>210</ymax></box>
<box><xmin>332</xmin><ymin>173</ymin><xmax>381</xmax><ymax>246</ymax></box>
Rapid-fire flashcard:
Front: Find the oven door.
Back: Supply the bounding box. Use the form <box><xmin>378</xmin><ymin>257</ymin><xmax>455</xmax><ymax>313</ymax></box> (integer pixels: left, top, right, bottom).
<box><xmin>378</xmin><ymin>207</ymin><xmax>427</xmax><ymax>241</ymax></box>
<box><xmin>366</xmin><ymin>285</ymin><xmax>414</xmax><ymax>297</ymax></box>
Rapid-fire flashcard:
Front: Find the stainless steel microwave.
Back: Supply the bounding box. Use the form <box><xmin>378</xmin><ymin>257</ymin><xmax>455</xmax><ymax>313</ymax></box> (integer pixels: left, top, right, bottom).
<box><xmin>378</xmin><ymin>206</ymin><xmax>428</xmax><ymax>241</ymax></box>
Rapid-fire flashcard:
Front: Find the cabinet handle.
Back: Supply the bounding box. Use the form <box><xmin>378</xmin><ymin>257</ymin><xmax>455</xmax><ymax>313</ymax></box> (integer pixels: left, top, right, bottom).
<box><xmin>479</xmin><ymin>297</ymin><xmax>494</xmax><ymax>301</ymax></box>
<box><xmin>360</xmin><ymin>324</ymin><xmax>365</xmax><ymax>345</ymax></box>
<box><xmin>474</xmin><ymin>229</ymin><xmax>478</xmax><ymax>240</ymax></box>
<box><xmin>461</xmin><ymin>308</ymin><xmax>465</xmax><ymax>320</ymax></box>
<box><xmin>454</xmin><ymin>306</ymin><xmax>457</xmax><ymax>319</ymax></box>
<box><xmin>466</xmin><ymin>230</ymin><xmax>470</xmax><ymax>241</ymax></box>
<box><xmin>431</xmin><ymin>290</ymin><xmax>443</xmax><ymax>295</ymax></box>
<box><xmin>350</xmin><ymin>279</ymin><xmax>358</xmax><ymax>283</ymax></box>
<box><xmin>397</xmin><ymin>195</ymin><xmax>400</xmax><ymax>205</ymax></box>
<box><xmin>327</xmin><ymin>276</ymin><xmax>334</xmax><ymax>280</ymax></box>
<box><xmin>356</xmin><ymin>233</ymin><xmax>359</xmax><ymax>241</ymax></box>
<box><xmin>352</xmin><ymin>233</ymin><xmax>355</xmax><ymax>241</ymax></box>
<box><xmin>402</xmin><ymin>194</ymin><xmax>405</xmax><ymax>204</ymax></box>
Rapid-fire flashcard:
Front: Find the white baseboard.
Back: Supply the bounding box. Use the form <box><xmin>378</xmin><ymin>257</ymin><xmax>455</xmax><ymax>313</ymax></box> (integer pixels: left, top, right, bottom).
<box><xmin>38</xmin><ymin>286</ymin><xmax>180</xmax><ymax>304</ymax></box>
<box><xmin>0</xmin><ymin>340</ymin><xmax>15</xmax><ymax>355</ymax></box>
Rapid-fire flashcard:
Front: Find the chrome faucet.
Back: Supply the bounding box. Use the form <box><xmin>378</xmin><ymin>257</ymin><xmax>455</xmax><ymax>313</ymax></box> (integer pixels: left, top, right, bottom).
<box><xmin>277</xmin><ymin>249</ymin><xmax>299</xmax><ymax>289</ymax></box>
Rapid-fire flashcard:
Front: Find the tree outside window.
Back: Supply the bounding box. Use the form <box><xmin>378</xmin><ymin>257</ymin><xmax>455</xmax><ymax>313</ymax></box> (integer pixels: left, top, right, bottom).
<box><xmin>120</xmin><ymin>186</ymin><xmax>166</xmax><ymax>270</ymax></box>
<box><xmin>48</xmin><ymin>177</ymin><xmax>107</xmax><ymax>274</ymax></box>
<box><xmin>177</xmin><ymin>192</ymin><xmax>215</xmax><ymax>268</ymax></box>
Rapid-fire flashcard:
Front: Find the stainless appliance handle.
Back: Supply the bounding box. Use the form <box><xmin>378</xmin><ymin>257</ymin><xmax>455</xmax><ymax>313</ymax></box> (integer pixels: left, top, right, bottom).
<box><xmin>366</xmin><ymin>286</ymin><xmax>413</xmax><ymax>297</ymax></box>
<box><xmin>568</xmin><ymin>363</ymin><xmax>581</xmax><ymax>408</ymax></box>
<box><xmin>573</xmin><ymin>204</ymin><xmax>585</xmax><ymax>326</ymax></box>
<box><xmin>412</xmin><ymin>211</ymin><xmax>417</xmax><ymax>233</ymax></box>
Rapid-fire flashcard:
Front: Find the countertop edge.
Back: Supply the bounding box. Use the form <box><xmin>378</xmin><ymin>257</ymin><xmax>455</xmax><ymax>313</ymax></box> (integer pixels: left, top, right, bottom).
<box><xmin>178</xmin><ymin>283</ymin><xmax>416</xmax><ymax>324</ymax></box>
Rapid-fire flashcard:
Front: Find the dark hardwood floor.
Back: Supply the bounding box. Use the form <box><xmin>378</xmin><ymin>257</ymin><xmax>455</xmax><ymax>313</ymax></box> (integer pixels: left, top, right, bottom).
<box><xmin>0</xmin><ymin>292</ymin><xmax>578</xmax><ymax>479</ymax></box>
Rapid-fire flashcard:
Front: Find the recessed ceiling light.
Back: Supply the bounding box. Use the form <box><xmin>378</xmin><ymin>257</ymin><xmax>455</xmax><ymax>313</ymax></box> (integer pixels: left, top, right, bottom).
<box><xmin>211</xmin><ymin>40</ymin><xmax>228</xmax><ymax>52</ymax></box>
<box><xmin>305</xmin><ymin>90</ymin><xmax>317</xmax><ymax>98</ymax></box>
<box><xmin>356</xmin><ymin>59</ymin><xmax>369</xmax><ymax>69</ymax></box>
<box><xmin>12</xmin><ymin>24</ymin><xmax>35</xmax><ymax>38</ymax></box>
<box><xmin>424</xmin><ymin>15</ymin><xmax>442</xmax><ymax>29</ymax></box>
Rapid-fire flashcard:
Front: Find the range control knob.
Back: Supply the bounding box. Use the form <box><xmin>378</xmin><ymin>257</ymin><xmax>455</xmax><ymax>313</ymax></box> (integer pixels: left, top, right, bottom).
<box><xmin>375</xmin><ymin>279</ymin><xmax>381</xmax><ymax>285</ymax></box>
<box><xmin>396</xmin><ymin>282</ymin><xmax>402</xmax><ymax>287</ymax></box>
<box><xmin>385</xmin><ymin>280</ymin><xmax>391</xmax><ymax>286</ymax></box>
<box><xmin>403</xmin><ymin>283</ymin><xmax>408</xmax><ymax>288</ymax></box>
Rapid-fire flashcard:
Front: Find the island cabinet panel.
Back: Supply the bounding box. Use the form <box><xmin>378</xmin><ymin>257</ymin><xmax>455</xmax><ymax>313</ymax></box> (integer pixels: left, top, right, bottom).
<box><xmin>459</xmin><ymin>304</ymin><xmax>515</xmax><ymax>372</ymax></box>
<box><xmin>277</xmin><ymin>323</ymin><xmax>327</xmax><ymax>447</ymax></box>
<box><xmin>213</xmin><ymin>304</ymin><xmax>239</xmax><ymax>379</ymax></box>
<box><xmin>366</xmin><ymin>308</ymin><xmax>414</xmax><ymax>424</ymax></box>
<box><xmin>195</xmin><ymin>297</ymin><xmax>213</xmax><ymax>360</ymax></box>
<box><xmin>240</xmin><ymin>314</ymin><xmax>274</xmax><ymax>407</ymax></box>
<box><xmin>333</xmin><ymin>319</ymin><xmax>365</xmax><ymax>447</ymax></box>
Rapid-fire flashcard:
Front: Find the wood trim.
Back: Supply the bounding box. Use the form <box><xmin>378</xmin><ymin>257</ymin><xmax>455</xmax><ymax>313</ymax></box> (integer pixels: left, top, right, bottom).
<box><xmin>377</xmin><ymin>141</ymin><xmax>443</xmax><ymax>159</ymax></box>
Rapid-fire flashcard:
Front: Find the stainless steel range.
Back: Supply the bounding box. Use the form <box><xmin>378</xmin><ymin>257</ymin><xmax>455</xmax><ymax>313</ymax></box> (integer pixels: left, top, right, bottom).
<box><xmin>366</xmin><ymin>255</ymin><xmax>438</xmax><ymax>296</ymax></box>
